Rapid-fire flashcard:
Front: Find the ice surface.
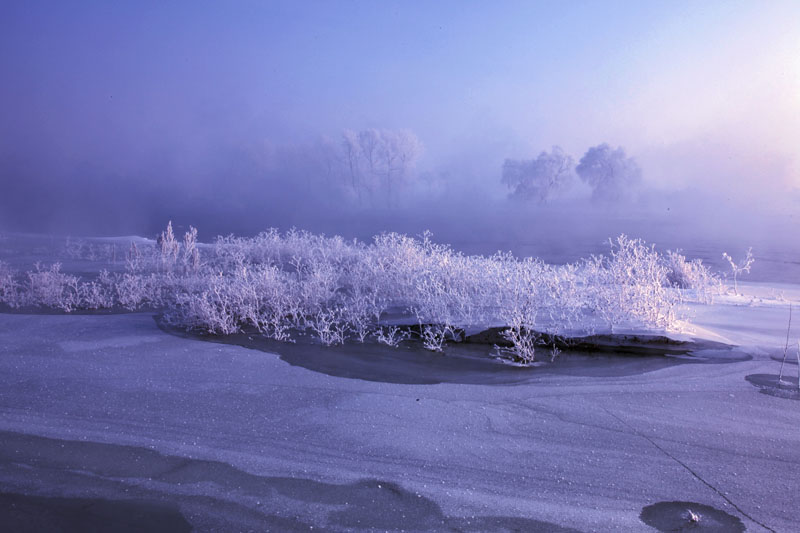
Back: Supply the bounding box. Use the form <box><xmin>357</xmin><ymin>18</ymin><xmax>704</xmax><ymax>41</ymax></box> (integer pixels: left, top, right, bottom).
<box><xmin>1</xmin><ymin>309</ymin><xmax>798</xmax><ymax>531</ymax></box>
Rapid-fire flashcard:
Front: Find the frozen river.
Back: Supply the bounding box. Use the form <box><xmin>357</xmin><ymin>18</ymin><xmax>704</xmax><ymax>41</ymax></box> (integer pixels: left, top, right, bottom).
<box><xmin>1</xmin><ymin>311</ymin><xmax>798</xmax><ymax>531</ymax></box>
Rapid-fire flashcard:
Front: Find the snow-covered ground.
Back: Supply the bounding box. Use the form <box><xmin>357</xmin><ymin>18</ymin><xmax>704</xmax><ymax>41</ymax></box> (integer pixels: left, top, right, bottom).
<box><xmin>681</xmin><ymin>281</ymin><xmax>800</xmax><ymax>350</ymax></box>
<box><xmin>1</xmin><ymin>232</ymin><xmax>799</xmax><ymax>531</ymax></box>
<box><xmin>1</xmin><ymin>309</ymin><xmax>798</xmax><ymax>531</ymax></box>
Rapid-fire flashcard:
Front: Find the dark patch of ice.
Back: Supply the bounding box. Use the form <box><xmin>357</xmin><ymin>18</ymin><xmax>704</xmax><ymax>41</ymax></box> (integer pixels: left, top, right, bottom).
<box><xmin>640</xmin><ymin>501</ymin><xmax>745</xmax><ymax>532</ymax></box>
<box><xmin>745</xmin><ymin>373</ymin><xmax>800</xmax><ymax>400</ymax></box>
<box><xmin>0</xmin><ymin>430</ymin><xmax>578</xmax><ymax>532</ymax></box>
<box><xmin>158</xmin><ymin>319</ymin><xmax>749</xmax><ymax>385</ymax></box>
<box><xmin>0</xmin><ymin>492</ymin><xmax>191</xmax><ymax>533</ymax></box>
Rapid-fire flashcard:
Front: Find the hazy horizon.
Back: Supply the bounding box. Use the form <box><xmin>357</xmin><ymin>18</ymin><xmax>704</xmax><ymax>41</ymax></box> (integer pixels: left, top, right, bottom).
<box><xmin>1</xmin><ymin>1</ymin><xmax>798</xmax><ymax>244</ymax></box>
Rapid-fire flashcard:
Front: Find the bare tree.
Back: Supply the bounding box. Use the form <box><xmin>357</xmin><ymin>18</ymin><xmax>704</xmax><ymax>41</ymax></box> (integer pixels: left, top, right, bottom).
<box><xmin>338</xmin><ymin>128</ymin><xmax>423</xmax><ymax>207</ymax></box>
<box><xmin>377</xmin><ymin>129</ymin><xmax>423</xmax><ymax>207</ymax></box>
<box><xmin>313</xmin><ymin>135</ymin><xmax>339</xmax><ymax>188</ymax></box>
<box><xmin>341</xmin><ymin>130</ymin><xmax>362</xmax><ymax>201</ymax></box>
<box><xmin>358</xmin><ymin>129</ymin><xmax>381</xmax><ymax>200</ymax></box>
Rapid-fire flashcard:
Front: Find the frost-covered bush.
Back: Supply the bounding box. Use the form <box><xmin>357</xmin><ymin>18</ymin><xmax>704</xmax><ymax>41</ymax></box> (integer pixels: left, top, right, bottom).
<box><xmin>161</xmin><ymin>262</ymin><xmax>300</xmax><ymax>341</ymax></box>
<box><xmin>496</xmin><ymin>305</ymin><xmax>540</xmax><ymax>364</ymax></box>
<box><xmin>167</xmin><ymin>280</ymin><xmax>240</xmax><ymax>335</ymax></box>
<box><xmin>722</xmin><ymin>248</ymin><xmax>754</xmax><ymax>295</ymax></box>
<box><xmin>182</xmin><ymin>226</ymin><xmax>200</xmax><ymax>273</ymax></box>
<box><xmin>9</xmin><ymin>223</ymin><xmax>730</xmax><ymax>364</ymax></box>
<box><xmin>78</xmin><ymin>270</ymin><xmax>116</xmax><ymax>309</ymax></box>
<box><xmin>307</xmin><ymin>307</ymin><xmax>350</xmax><ymax>346</ymax></box>
<box><xmin>115</xmin><ymin>272</ymin><xmax>169</xmax><ymax>310</ymax></box>
<box><xmin>0</xmin><ymin>261</ymin><xmax>19</xmax><ymax>307</ymax></box>
<box><xmin>582</xmin><ymin>236</ymin><xmax>676</xmax><ymax>331</ymax></box>
<box><xmin>64</xmin><ymin>237</ymin><xmax>85</xmax><ymax>260</ymax></box>
<box><xmin>157</xmin><ymin>221</ymin><xmax>181</xmax><ymax>271</ymax></box>
<box><xmin>489</xmin><ymin>257</ymin><xmax>543</xmax><ymax>362</ymax></box>
<box><xmin>374</xmin><ymin>325</ymin><xmax>409</xmax><ymax>347</ymax></box>
<box><xmin>339</xmin><ymin>259</ymin><xmax>386</xmax><ymax>343</ymax></box>
<box><xmin>126</xmin><ymin>242</ymin><xmax>144</xmax><ymax>273</ymax></box>
<box><xmin>64</xmin><ymin>237</ymin><xmax>119</xmax><ymax>263</ymax></box>
<box><xmin>24</xmin><ymin>263</ymin><xmax>80</xmax><ymax>312</ymax></box>
<box><xmin>664</xmin><ymin>250</ymin><xmax>723</xmax><ymax>303</ymax></box>
<box><xmin>413</xmin><ymin>273</ymin><xmax>466</xmax><ymax>351</ymax></box>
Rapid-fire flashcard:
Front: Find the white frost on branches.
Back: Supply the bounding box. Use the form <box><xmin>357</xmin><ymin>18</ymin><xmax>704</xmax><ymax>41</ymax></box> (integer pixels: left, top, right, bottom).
<box><xmin>0</xmin><ymin>223</ymin><xmax>729</xmax><ymax>364</ymax></box>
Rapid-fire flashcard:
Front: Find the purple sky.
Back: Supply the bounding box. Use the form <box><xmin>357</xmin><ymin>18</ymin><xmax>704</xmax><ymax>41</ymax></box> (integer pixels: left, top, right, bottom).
<box><xmin>1</xmin><ymin>1</ymin><xmax>798</xmax><ymax>234</ymax></box>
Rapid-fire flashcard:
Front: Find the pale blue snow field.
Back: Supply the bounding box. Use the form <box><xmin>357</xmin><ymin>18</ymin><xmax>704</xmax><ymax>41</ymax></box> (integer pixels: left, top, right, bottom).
<box><xmin>1</xmin><ymin>306</ymin><xmax>798</xmax><ymax>531</ymax></box>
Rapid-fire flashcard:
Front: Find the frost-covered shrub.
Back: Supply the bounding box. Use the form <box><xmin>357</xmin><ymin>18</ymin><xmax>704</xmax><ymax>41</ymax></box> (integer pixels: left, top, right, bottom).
<box><xmin>490</xmin><ymin>257</ymin><xmax>543</xmax><ymax>362</ymax></box>
<box><xmin>582</xmin><ymin>236</ymin><xmax>676</xmax><ymax>331</ymax></box>
<box><xmin>497</xmin><ymin>308</ymin><xmax>539</xmax><ymax>364</ymax></box>
<box><xmin>63</xmin><ymin>237</ymin><xmax>118</xmax><ymax>263</ymax></box>
<box><xmin>307</xmin><ymin>307</ymin><xmax>350</xmax><ymax>346</ymax></box>
<box><xmin>340</xmin><ymin>266</ymin><xmax>385</xmax><ymax>343</ymax></box>
<box><xmin>664</xmin><ymin>250</ymin><xmax>723</xmax><ymax>303</ymax></box>
<box><xmin>412</xmin><ymin>275</ymin><xmax>464</xmax><ymax>351</ymax></box>
<box><xmin>0</xmin><ymin>261</ymin><xmax>19</xmax><ymax>307</ymax></box>
<box><xmin>64</xmin><ymin>237</ymin><xmax>85</xmax><ymax>260</ymax></box>
<box><xmin>224</xmin><ymin>264</ymin><xmax>298</xmax><ymax>341</ymax></box>
<box><xmin>126</xmin><ymin>242</ymin><xmax>144</xmax><ymax>273</ymax></box>
<box><xmin>159</xmin><ymin>229</ymin><xmax>692</xmax><ymax>349</ymax></box>
<box><xmin>115</xmin><ymin>271</ymin><xmax>178</xmax><ymax>310</ymax></box>
<box><xmin>722</xmin><ymin>248</ymin><xmax>754</xmax><ymax>295</ymax></box>
<box><xmin>116</xmin><ymin>273</ymin><xmax>149</xmax><ymax>310</ymax></box>
<box><xmin>167</xmin><ymin>282</ymin><xmax>241</xmax><ymax>335</ymax></box>
<box><xmin>9</xmin><ymin>223</ymin><xmax>728</xmax><ymax>364</ymax></box>
<box><xmin>162</xmin><ymin>263</ymin><xmax>299</xmax><ymax>340</ymax></box>
<box><xmin>374</xmin><ymin>325</ymin><xmax>409</xmax><ymax>347</ymax></box>
<box><xmin>538</xmin><ymin>262</ymin><xmax>582</xmax><ymax>335</ymax></box>
<box><xmin>182</xmin><ymin>226</ymin><xmax>200</xmax><ymax>273</ymax></box>
<box><xmin>78</xmin><ymin>269</ymin><xmax>115</xmax><ymax>309</ymax></box>
<box><xmin>24</xmin><ymin>263</ymin><xmax>80</xmax><ymax>311</ymax></box>
<box><xmin>241</xmin><ymin>266</ymin><xmax>297</xmax><ymax>342</ymax></box>
<box><xmin>158</xmin><ymin>221</ymin><xmax>181</xmax><ymax>271</ymax></box>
